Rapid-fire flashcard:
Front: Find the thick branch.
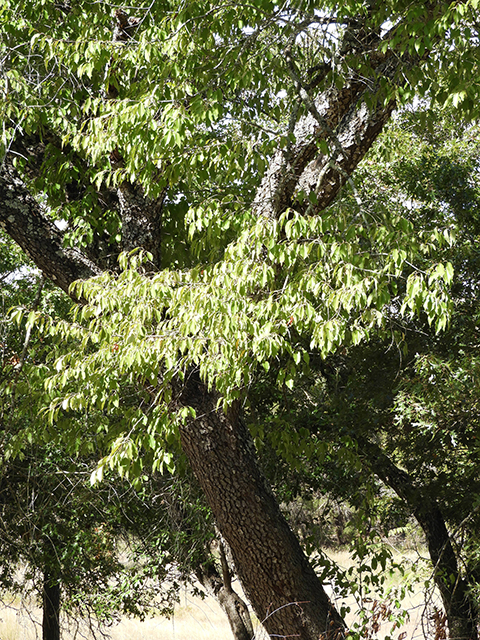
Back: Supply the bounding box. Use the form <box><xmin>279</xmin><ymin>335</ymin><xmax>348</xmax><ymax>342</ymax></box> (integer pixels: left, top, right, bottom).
<box><xmin>8</xmin><ymin>132</ymin><xmax>121</xmax><ymax>271</ymax></box>
<box><xmin>253</xmin><ymin>79</ymin><xmax>366</xmax><ymax>219</ymax></box>
<box><xmin>0</xmin><ymin>161</ymin><xmax>100</xmax><ymax>292</ymax></box>
<box><xmin>254</xmin><ymin>28</ymin><xmax>423</xmax><ymax>221</ymax></box>
<box><xmin>298</xmin><ymin>96</ymin><xmax>396</xmax><ymax>211</ymax></box>
<box><xmin>196</xmin><ymin>554</ymin><xmax>255</xmax><ymax>640</ymax></box>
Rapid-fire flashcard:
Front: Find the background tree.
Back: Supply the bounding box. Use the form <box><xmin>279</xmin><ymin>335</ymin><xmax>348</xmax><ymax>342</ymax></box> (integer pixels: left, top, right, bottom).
<box><xmin>246</xmin><ymin>107</ymin><xmax>480</xmax><ymax>639</ymax></box>
<box><xmin>0</xmin><ymin>240</ymin><xmax>178</xmax><ymax>640</ymax></box>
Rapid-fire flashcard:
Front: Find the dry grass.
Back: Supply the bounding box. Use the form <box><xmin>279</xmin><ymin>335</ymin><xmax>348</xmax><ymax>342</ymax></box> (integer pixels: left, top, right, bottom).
<box><xmin>0</xmin><ymin>588</ymin><xmax>267</xmax><ymax>640</ymax></box>
<box><xmin>107</xmin><ymin>589</ymin><xmax>235</xmax><ymax>640</ymax></box>
<box><xmin>0</xmin><ymin>550</ymin><xmax>442</xmax><ymax>640</ymax></box>
<box><xmin>0</xmin><ymin>604</ymin><xmax>41</xmax><ymax>640</ymax></box>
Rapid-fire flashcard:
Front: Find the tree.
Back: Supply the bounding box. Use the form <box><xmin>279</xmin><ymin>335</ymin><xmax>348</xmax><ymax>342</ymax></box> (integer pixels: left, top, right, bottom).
<box><xmin>0</xmin><ymin>250</ymin><xmax>173</xmax><ymax>640</ymax></box>
<box><xmin>2</xmin><ymin>1</ymin><xmax>480</xmax><ymax>638</ymax></box>
<box><xmin>358</xmin><ymin>110</ymin><xmax>480</xmax><ymax>640</ymax></box>
<box><xmin>253</xmin><ymin>108</ymin><xmax>480</xmax><ymax>639</ymax></box>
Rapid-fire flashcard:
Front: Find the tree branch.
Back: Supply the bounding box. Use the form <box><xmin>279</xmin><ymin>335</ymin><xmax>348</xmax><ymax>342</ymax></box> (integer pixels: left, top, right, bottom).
<box><xmin>0</xmin><ymin>160</ymin><xmax>101</xmax><ymax>293</ymax></box>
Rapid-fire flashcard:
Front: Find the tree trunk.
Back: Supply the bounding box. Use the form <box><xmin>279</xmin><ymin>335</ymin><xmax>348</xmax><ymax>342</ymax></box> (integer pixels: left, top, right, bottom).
<box><xmin>175</xmin><ymin>370</ymin><xmax>346</xmax><ymax>640</ymax></box>
<box><xmin>419</xmin><ymin>508</ymin><xmax>478</xmax><ymax>640</ymax></box>
<box><xmin>42</xmin><ymin>570</ymin><xmax>61</xmax><ymax>640</ymax></box>
<box><xmin>358</xmin><ymin>437</ymin><xmax>478</xmax><ymax>640</ymax></box>
<box><xmin>1</xmin><ymin>151</ymin><xmax>350</xmax><ymax>640</ymax></box>
<box><xmin>196</xmin><ymin>550</ymin><xmax>255</xmax><ymax>640</ymax></box>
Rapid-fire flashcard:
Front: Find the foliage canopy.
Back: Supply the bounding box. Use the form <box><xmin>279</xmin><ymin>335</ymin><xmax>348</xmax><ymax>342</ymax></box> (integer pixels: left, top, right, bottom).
<box><xmin>3</xmin><ymin>1</ymin><xmax>480</xmax><ymax>638</ymax></box>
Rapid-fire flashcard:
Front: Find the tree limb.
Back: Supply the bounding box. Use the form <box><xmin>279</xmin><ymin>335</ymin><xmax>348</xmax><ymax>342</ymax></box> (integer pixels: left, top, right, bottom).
<box><xmin>0</xmin><ymin>160</ymin><xmax>101</xmax><ymax>293</ymax></box>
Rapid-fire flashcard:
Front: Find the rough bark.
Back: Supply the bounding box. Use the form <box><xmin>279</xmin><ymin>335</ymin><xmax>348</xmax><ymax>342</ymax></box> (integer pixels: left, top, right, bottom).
<box><xmin>358</xmin><ymin>438</ymin><xmax>478</xmax><ymax>640</ymax></box>
<box><xmin>252</xmin><ymin>7</ymin><xmax>433</xmax><ymax>225</ymax></box>
<box><xmin>0</xmin><ymin>160</ymin><xmax>101</xmax><ymax>293</ymax></box>
<box><xmin>112</xmin><ymin>160</ymin><xmax>165</xmax><ymax>269</ymax></box>
<box><xmin>42</xmin><ymin>570</ymin><xmax>61</xmax><ymax>640</ymax></box>
<box><xmin>296</xmin><ymin>97</ymin><xmax>396</xmax><ymax>212</ymax></box>
<box><xmin>252</xmin><ymin>79</ymin><xmax>365</xmax><ymax>219</ymax></box>
<box><xmin>253</xmin><ymin>52</ymin><xmax>402</xmax><ymax>221</ymax></box>
<box><xmin>175</xmin><ymin>370</ymin><xmax>346</xmax><ymax>640</ymax></box>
